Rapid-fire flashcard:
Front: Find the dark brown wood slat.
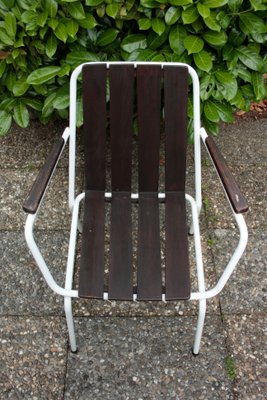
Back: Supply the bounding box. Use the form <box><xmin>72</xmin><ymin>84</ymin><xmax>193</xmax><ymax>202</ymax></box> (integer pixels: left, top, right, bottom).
<box><xmin>110</xmin><ymin>64</ymin><xmax>134</xmax><ymax>192</ymax></box>
<box><xmin>23</xmin><ymin>137</ymin><xmax>64</xmax><ymax>214</ymax></box>
<box><xmin>78</xmin><ymin>190</ymin><xmax>105</xmax><ymax>298</ymax></box>
<box><xmin>205</xmin><ymin>136</ymin><xmax>248</xmax><ymax>213</ymax></box>
<box><xmin>137</xmin><ymin>193</ymin><xmax>162</xmax><ymax>300</ymax></box>
<box><xmin>109</xmin><ymin>192</ymin><xmax>133</xmax><ymax>300</ymax></box>
<box><xmin>165</xmin><ymin>192</ymin><xmax>190</xmax><ymax>300</ymax></box>
<box><xmin>164</xmin><ymin>66</ymin><xmax>188</xmax><ymax>192</ymax></box>
<box><xmin>137</xmin><ymin>65</ymin><xmax>161</xmax><ymax>192</ymax></box>
<box><xmin>83</xmin><ymin>64</ymin><xmax>106</xmax><ymax>190</ymax></box>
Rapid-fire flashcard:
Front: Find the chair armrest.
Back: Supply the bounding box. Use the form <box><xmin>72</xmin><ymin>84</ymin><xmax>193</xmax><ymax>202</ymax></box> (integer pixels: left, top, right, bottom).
<box><xmin>23</xmin><ymin>137</ymin><xmax>65</xmax><ymax>214</ymax></box>
<box><xmin>205</xmin><ymin>136</ymin><xmax>248</xmax><ymax>214</ymax></box>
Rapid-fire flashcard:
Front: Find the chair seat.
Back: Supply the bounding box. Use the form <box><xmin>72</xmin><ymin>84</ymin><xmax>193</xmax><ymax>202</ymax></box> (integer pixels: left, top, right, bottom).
<box><xmin>78</xmin><ymin>190</ymin><xmax>190</xmax><ymax>301</ymax></box>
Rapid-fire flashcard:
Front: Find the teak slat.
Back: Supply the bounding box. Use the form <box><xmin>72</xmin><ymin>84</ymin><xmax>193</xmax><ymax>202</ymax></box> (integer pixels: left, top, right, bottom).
<box><xmin>137</xmin><ymin>193</ymin><xmax>162</xmax><ymax>300</ymax></box>
<box><xmin>164</xmin><ymin>66</ymin><xmax>188</xmax><ymax>192</ymax></box>
<box><xmin>23</xmin><ymin>137</ymin><xmax>64</xmax><ymax>214</ymax></box>
<box><xmin>205</xmin><ymin>136</ymin><xmax>248</xmax><ymax>213</ymax></box>
<box><xmin>109</xmin><ymin>192</ymin><xmax>133</xmax><ymax>300</ymax></box>
<box><xmin>83</xmin><ymin>64</ymin><xmax>106</xmax><ymax>190</ymax></box>
<box><xmin>110</xmin><ymin>64</ymin><xmax>134</xmax><ymax>192</ymax></box>
<box><xmin>137</xmin><ymin>65</ymin><xmax>161</xmax><ymax>192</ymax></box>
<box><xmin>165</xmin><ymin>192</ymin><xmax>190</xmax><ymax>300</ymax></box>
<box><xmin>78</xmin><ymin>191</ymin><xmax>105</xmax><ymax>298</ymax></box>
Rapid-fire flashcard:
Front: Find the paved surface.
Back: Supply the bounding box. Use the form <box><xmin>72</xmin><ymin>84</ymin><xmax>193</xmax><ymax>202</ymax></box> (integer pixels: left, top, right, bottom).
<box><xmin>0</xmin><ymin>116</ymin><xmax>266</xmax><ymax>399</ymax></box>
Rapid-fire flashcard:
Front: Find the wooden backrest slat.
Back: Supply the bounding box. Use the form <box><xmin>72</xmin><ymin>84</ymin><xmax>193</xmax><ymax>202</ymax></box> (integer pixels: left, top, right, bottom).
<box><xmin>164</xmin><ymin>66</ymin><xmax>188</xmax><ymax>192</ymax></box>
<box><xmin>110</xmin><ymin>64</ymin><xmax>134</xmax><ymax>192</ymax></box>
<box><xmin>137</xmin><ymin>65</ymin><xmax>162</xmax><ymax>192</ymax></box>
<box><xmin>83</xmin><ymin>64</ymin><xmax>107</xmax><ymax>190</ymax></box>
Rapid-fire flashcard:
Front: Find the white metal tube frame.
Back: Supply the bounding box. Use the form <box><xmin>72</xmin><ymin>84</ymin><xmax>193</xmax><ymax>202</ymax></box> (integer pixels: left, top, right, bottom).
<box><xmin>24</xmin><ymin>62</ymin><xmax>248</xmax><ymax>354</ymax></box>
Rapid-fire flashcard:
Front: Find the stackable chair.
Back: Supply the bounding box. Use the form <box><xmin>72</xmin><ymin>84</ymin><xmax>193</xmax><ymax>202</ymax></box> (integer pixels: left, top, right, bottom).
<box><xmin>23</xmin><ymin>62</ymin><xmax>248</xmax><ymax>355</ymax></box>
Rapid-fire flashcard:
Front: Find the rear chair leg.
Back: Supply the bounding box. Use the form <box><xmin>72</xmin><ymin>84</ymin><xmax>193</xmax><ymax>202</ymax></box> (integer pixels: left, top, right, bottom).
<box><xmin>64</xmin><ymin>296</ymin><xmax>77</xmax><ymax>352</ymax></box>
<box><xmin>192</xmin><ymin>298</ymin><xmax>206</xmax><ymax>355</ymax></box>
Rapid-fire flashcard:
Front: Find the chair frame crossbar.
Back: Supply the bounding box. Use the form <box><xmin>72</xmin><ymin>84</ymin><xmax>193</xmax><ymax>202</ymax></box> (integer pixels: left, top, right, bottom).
<box><xmin>24</xmin><ymin>62</ymin><xmax>248</xmax><ymax>355</ymax></box>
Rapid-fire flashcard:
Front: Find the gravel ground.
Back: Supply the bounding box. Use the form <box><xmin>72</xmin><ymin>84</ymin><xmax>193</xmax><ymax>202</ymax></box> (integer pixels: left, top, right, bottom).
<box><xmin>0</xmin><ymin>116</ymin><xmax>266</xmax><ymax>399</ymax></box>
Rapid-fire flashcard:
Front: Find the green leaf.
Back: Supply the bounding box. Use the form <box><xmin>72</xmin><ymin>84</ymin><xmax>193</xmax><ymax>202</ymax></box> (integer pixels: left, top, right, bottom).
<box><xmin>67</xmin><ymin>2</ymin><xmax>85</xmax><ymax>19</ymax></box>
<box><xmin>54</xmin><ymin>23</ymin><xmax>68</xmax><ymax>43</ymax></box>
<box><xmin>4</xmin><ymin>12</ymin><xmax>17</xmax><ymax>38</ymax></box>
<box><xmin>165</xmin><ymin>7</ymin><xmax>181</xmax><ymax>26</ymax></box>
<box><xmin>182</xmin><ymin>5</ymin><xmax>198</xmax><ymax>24</ymax></box>
<box><xmin>97</xmin><ymin>29</ymin><xmax>119</xmax><ymax>47</ymax></box>
<box><xmin>85</xmin><ymin>0</ymin><xmax>103</xmax><ymax>5</ymax></box>
<box><xmin>36</xmin><ymin>11</ymin><xmax>48</xmax><ymax>27</ymax></box>
<box><xmin>216</xmin><ymin>11</ymin><xmax>230</xmax><ymax>29</ymax></box>
<box><xmin>215</xmin><ymin>71</ymin><xmax>238</xmax><ymax>101</ymax></box>
<box><xmin>45</xmin><ymin>0</ymin><xmax>58</xmax><ymax>18</ymax></box>
<box><xmin>193</xmin><ymin>50</ymin><xmax>212</xmax><ymax>72</ymax></box>
<box><xmin>169</xmin><ymin>24</ymin><xmax>186</xmax><ymax>55</ymax></box>
<box><xmin>13</xmin><ymin>102</ymin><xmax>29</xmax><ymax>128</ymax></box>
<box><xmin>46</xmin><ymin>34</ymin><xmax>57</xmax><ymax>58</ymax></box>
<box><xmin>151</xmin><ymin>18</ymin><xmax>166</xmax><ymax>35</ymax></box>
<box><xmin>48</xmin><ymin>18</ymin><xmax>59</xmax><ymax>30</ymax></box>
<box><xmin>106</xmin><ymin>3</ymin><xmax>120</xmax><ymax>19</ymax></box>
<box><xmin>200</xmin><ymin>74</ymin><xmax>215</xmax><ymax>100</ymax></box>
<box><xmin>42</xmin><ymin>92</ymin><xmax>56</xmax><ymax>117</ymax></box>
<box><xmin>53</xmin><ymin>85</ymin><xmax>69</xmax><ymax>110</ymax></box>
<box><xmin>27</xmin><ymin>66</ymin><xmax>61</xmax><ymax>85</ymax></box>
<box><xmin>0</xmin><ymin>61</ymin><xmax>6</xmax><ymax>78</ymax></box>
<box><xmin>237</xmin><ymin>46</ymin><xmax>263</xmax><ymax>71</ymax></box>
<box><xmin>0</xmin><ymin>29</ymin><xmax>14</xmax><ymax>46</ymax></box>
<box><xmin>211</xmin><ymin>100</ymin><xmax>234</xmax><ymax>122</ymax></box>
<box><xmin>231</xmin><ymin>89</ymin><xmax>245</xmax><ymax>110</ymax></box>
<box><xmin>12</xmin><ymin>79</ymin><xmax>30</xmax><ymax>96</ymax></box>
<box><xmin>66</xmin><ymin>20</ymin><xmax>79</xmax><ymax>38</ymax></box>
<box><xmin>204</xmin><ymin>12</ymin><xmax>221</xmax><ymax>31</ymax></box>
<box><xmin>239</xmin><ymin>13</ymin><xmax>266</xmax><ymax>34</ymax></box>
<box><xmin>197</xmin><ymin>3</ymin><xmax>210</xmax><ymax>19</ymax></box>
<box><xmin>184</xmin><ymin>35</ymin><xmax>204</xmax><ymax>54</ymax></box>
<box><xmin>204</xmin><ymin>101</ymin><xmax>220</xmax><ymax>122</ymax></box>
<box><xmin>169</xmin><ymin>0</ymin><xmax>192</xmax><ymax>5</ymax></box>
<box><xmin>203</xmin><ymin>31</ymin><xmax>227</xmax><ymax>46</ymax></box>
<box><xmin>251</xmin><ymin>72</ymin><xmax>267</xmax><ymax>101</ymax></box>
<box><xmin>138</xmin><ymin>18</ymin><xmax>152</xmax><ymax>30</ymax></box>
<box><xmin>202</xmin><ymin>0</ymin><xmax>228</xmax><ymax>6</ymax></box>
<box><xmin>250</xmin><ymin>0</ymin><xmax>267</xmax><ymax>11</ymax></box>
<box><xmin>0</xmin><ymin>110</ymin><xmax>12</xmax><ymax>136</ymax></box>
<box><xmin>23</xmin><ymin>98</ymin><xmax>43</xmax><ymax>111</ymax></box>
<box><xmin>66</xmin><ymin>50</ymin><xmax>99</xmax><ymax>67</ymax></box>
<box><xmin>78</xmin><ymin>13</ymin><xmax>98</xmax><ymax>29</ymax></box>
<box><xmin>121</xmin><ymin>34</ymin><xmax>147</xmax><ymax>53</ymax></box>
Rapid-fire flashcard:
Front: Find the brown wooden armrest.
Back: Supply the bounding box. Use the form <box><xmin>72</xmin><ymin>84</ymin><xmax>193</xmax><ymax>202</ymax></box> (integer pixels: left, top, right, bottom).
<box><xmin>205</xmin><ymin>136</ymin><xmax>248</xmax><ymax>213</ymax></box>
<box><xmin>23</xmin><ymin>137</ymin><xmax>65</xmax><ymax>214</ymax></box>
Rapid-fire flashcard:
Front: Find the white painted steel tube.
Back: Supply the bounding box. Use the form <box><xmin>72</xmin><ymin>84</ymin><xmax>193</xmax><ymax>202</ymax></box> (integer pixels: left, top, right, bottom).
<box><xmin>24</xmin><ymin>213</ymin><xmax>78</xmax><ymax>298</ymax></box>
<box><xmin>190</xmin><ymin>213</ymin><xmax>248</xmax><ymax>300</ymax></box>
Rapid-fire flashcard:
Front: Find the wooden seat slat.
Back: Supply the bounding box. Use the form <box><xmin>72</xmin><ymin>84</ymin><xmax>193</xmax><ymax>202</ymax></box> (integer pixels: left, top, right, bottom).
<box><xmin>165</xmin><ymin>192</ymin><xmax>190</xmax><ymax>300</ymax></box>
<box><xmin>78</xmin><ymin>191</ymin><xmax>105</xmax><ymax>298</ymax></box>
<box><xmin>137</xmin><ymin>193</ymin><xmax>162</xmax><ymax>300</ymax></box>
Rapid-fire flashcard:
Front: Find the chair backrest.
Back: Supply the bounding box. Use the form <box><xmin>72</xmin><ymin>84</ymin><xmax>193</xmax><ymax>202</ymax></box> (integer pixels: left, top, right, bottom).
<box><xmin>68</xmin><ymin>62</ymin><xmax>201</xmax><ymax>209</ymax></box>
<box><xmin>82</xmin><ymin>63</ymin><xmax>188</xmax><ymax>194</ymax></box>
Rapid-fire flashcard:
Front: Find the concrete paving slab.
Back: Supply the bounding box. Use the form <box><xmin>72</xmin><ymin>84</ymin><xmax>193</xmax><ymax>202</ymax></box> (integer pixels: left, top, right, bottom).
<box><xmin>0</xmin><ymin>231</ymin><xmax>69</xmax><ymax>316</ymax></box>
<box><xmin>0</xmin><ymin>316</ymin><xmax>67</xmax><ymax>400</ymax></box>
<box><xmin>65</xmin><ymin>316</ymin><xmax>233</xmax><ymax>400</ymax></box>
<box><xmin>225</xmin><ymin>314</ymin><xmax>267</xmax><ymax>399</ymax></box>
<box><xmin>211</xmin><ymin>229</ymin><xmax>267</xmax><ymax>315</ymax></box>
<box><xmin>217</xmin><ymin>119</ymin><xmax>267</xmax><ymax>166</ymax></box>
<box><xmin>202</xmin><ymin>165</ymin><xmax>266</xmax><ymax>230</ymax></box>
<box><xmin>0</xmin><ymin>168</ymin><xmax>82</xmax><ymax>231</ymax></box>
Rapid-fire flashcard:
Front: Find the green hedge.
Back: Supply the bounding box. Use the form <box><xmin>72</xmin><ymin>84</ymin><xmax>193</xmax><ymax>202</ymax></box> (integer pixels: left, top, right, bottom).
<box><xmin>0</xmin><ymin>0</ymin><xmax>266</xmax><ymax>139</ymax></box>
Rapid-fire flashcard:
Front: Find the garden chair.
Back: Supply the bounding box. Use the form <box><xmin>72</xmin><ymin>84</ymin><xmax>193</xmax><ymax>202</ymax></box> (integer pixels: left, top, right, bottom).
<box><xmin>23</xmin><ymin>62</ymin><xmax>248</xmax><ymax>355</ymax></box>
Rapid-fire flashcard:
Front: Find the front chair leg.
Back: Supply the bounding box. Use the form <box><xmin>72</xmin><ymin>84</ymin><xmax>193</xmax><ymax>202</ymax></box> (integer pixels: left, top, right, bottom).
<box><xmin>64</xmin><ymin>296</ymin><xmax>78</xmax><ymax>353</ymax></box>
<box><xmin>192</xmin><ymin>298</ymin><xmax>206</xmax><ymax>355</ymax></box>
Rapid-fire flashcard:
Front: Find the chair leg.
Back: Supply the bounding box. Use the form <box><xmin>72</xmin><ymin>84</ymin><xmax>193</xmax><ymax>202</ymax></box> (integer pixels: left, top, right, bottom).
<box><xmin>64</xmin><ymin>296</ymin><xmax>78</xmax><ymax>352</ymax></box>
<box><xmin>192</xmin><ymin>298</ymin><xmax>206</xmax><ymax>355</ymax></box>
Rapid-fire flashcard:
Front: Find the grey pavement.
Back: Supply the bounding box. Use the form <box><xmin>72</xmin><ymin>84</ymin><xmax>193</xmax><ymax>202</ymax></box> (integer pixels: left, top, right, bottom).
<box><xmin>0</xmin><ymin>116</ymin><xmax>266</xmax><ymax>399</ymax></box>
